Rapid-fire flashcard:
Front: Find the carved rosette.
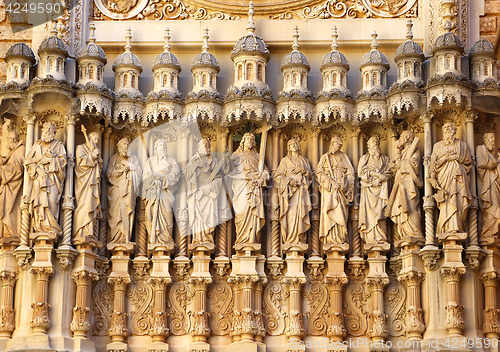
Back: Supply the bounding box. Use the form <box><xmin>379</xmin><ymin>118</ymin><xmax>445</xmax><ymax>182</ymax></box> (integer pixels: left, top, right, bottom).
<box><xmin>368</xmin><ymin>312</ymin><xmax>389</xmax><ymax>339</ymax></box>
<box><xmin>70</xmin><ymin>306</ymin><xmax>91</xmax><ymax>334</ymax></box>
<box><xmin>109</xmin><ymin>311</ymin><xmax>129</xmax><ymax>337</ymax></box>
<box><xmin>30</xmin><ymin>302</ymin><xmax>50</xmax><ymax>330</ymax></box>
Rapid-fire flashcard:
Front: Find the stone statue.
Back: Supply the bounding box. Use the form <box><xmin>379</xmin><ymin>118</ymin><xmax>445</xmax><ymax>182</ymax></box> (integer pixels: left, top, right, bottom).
<box><xmin>107</xmin><ymin>137</ymin><xmax>142</xmax><ymax>248</ymax></box>
<box><xmin>386</xmin><ymin>130</ymin><xmax>423</xmax><ymax>243</ymax></box>
<box><xmin>0</xmin><ymin>130</ymin><xmax>25</xmax><ymax>241</ymax></box>
<box><xmin>428</xmin><ymin>122</ymin><xmax>472</xmax><ymax>237</ymax></box>
<box><xmin>476</xmin><ymin>132</ymin><xmax>500</xmax><ymax>240</ymax></box>
<box><xmin>142</xmin><ymin>139</ymin><xmax>181</xmax><ymax>246</ymax></box>
<box><xmin>316</xmin><ymin>136</ymin><xmax>354</xmax><ymax>250</ymax></box>
<box><xmin>274</xmin><ymin>138</ymin><xmax>312</xmax><ymax>246</ymax></box>
<box><xmin>358</xmin><ymin>135</ymin><xmax>391</xmax><ymax>247</ymax></box>
<box><xmin>185</xmin><ymin>137</ymin><xmax>229</xmax><ymax>247</ymax></box>
<box><xmin>73</xmin><ymin>131</ymin><xmax>102</xmax><ymax>241</ymax></box>
<box><xmin>229</xmin><ymin>132</ymin><xmax>269</xmax><ymax>248</ymax></box>
<box><xmin>24</xmin><ymin>121</ymin><xmax>67</xmax><ymax>240</ymax></box>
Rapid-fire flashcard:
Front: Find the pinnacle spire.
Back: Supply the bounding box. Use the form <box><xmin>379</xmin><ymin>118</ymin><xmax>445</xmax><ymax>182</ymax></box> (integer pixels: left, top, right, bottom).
<box><xmin>164</xmin><ymin>28</ymin><xmax>171</xmax><ymax>52</ymax></box>
<box><xmin>292</xmin><ymin>26</ymin><xmax>299</xmax><ymax>51</ymax></box>
<box><xmin>406</xmin><ymin>20</ymin><xmax>413</xmax><ymax>40</ymax></box>
<box><xmin>202</xmin><ymin>27</ymin><xmax>209</xmax><ymax>52</ymax></box>
<box><xmin>246</xmin><ymin>1</ymin><xmax>256</xmax><ymax>34</ymax></box>
<box><xmin>371</xmin><ymin>31</ymin><xmax>378</xmax><ymax>50</ymax></box>
<box><xmin>331</xmin><ymin>26</ymin><xmax>339</xmax><ymax>51</ymax></box>
<box><xmin>125</xmin><ymin>28</ymin><xmax>132</xmax><ymax>52</ymax></box>
<box><xmin>89</xmin><ymin>23</ymin><xmax>96</xmax><ymax>44</ymax></box>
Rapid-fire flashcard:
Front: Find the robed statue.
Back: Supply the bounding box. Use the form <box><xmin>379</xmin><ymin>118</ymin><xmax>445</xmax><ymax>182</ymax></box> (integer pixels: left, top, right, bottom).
<box><xmin>274</xmin><ymin>138</ymin><xmax>312</xmax><ymax>246</ymax></box>
<box><xmin>476</xmin><ymin>132</ymin><xmax>500</xmax><ymax>240</ymax></box>
<box><xmin>0</xmin><ymin>130</ymin><xmax>25</xmax><ymax>241</ymax></box>
<box><xmin>358</xmin><ymin>135</ymin><xmax>391</xmax><ymax>247</ymax></box>
<box><xmin>73</xmin><ymin>130</ymin><xmax>102</xmax><ymax>242</ymax></box>
<box><xmin>25</xmin><ymin>121</ymin><xmax>66</xmax><ymax>240</ymax></box>
<box><xmin>386</xmin><ymin>130</ymin><xmax>423</xmax><ymax>243</ymax></box>
<box><xmin>107</xmin><ymin>137</ymin><xmax>142</xmax><ymax>248</ymax></box>
<box><xmin>142</xmin><ymin>139</ymin><xmax>181</xmax><ymax>246</ymax></box>
<box><xmin>316</xmin><ymin>136</ymin><xmax>354</xmax><ymax>250</ymax></box>
<box><xmin>428</xmin><ymin>122</ymin><xmax>472</xmax><ymax>237</ymax></box>
<box><xmin>229</xmin><ymin>133</ymin><xmax>269</xmax><ymax>248</ymax></box>
<box><xmin>185</xmin><ymin>137</ymin><xmax>230</xmax><ymax>247</ymax></box>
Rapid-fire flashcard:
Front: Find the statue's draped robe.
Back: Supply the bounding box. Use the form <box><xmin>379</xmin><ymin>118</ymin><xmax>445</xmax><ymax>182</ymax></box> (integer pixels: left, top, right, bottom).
<box><xmin>107</xmin><ymin>153</ymin><xmax>142</xmax><ymax>244</ymax></box>
<box><xmin>229</xmin><ymin>150</ymin><xmax>268</xmax><ymax>245</ymax></box>
<box><xmin>274</xmin><ymin>154</ymin><xmax>313</xmax><ymax>245</ymax></box>
<box><xmin>316</xmin><ymin>151</ymin><xmax>354</xmax><ymax>245</ymax></box>
<box><xmin>25</xmin><ymin>139</ymin><xmax>66</xmax><ymax>236</ymax></box>
<box><xmin>387</xmin><ymin>139</ymin><xmax>423</xmax><ymax>240</ymax></box>
<box><xmin>358</xmin><ymin>153</ymin><xmax>391</xmax><ymax>244</ymax></box>
<box><xmin>0</xmin><ymin>142</ymin><xmax>25</xmax><ymax>238</ymax></box>
<box><xmin>73</xmin><ymin>143</ymin><xmax>102</xmax><ymax>239</ymax></box>
<box><xmin>143</xmin><ymin>155</ymin><xmax>180</xmax><ymax>244</ymax></box>
<box><xmin>476</xmin><ymin>144</ymin><xmax>500</xmax><ymax>238</ymax></box>
<box><xmin>185</xmin><ymin>154</ymin><xmax>228</xmax><ymax>244</ymax></box>
<box><xmin>429</xmin><ymin>139</ymin><xmax>472</xmax><ymax>234</ymax></box>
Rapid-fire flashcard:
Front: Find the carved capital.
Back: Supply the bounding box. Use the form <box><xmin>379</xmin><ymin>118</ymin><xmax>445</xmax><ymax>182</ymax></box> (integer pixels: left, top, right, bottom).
<box><xmin>23</xmin><ymin>113</ymin><xmax>37</xmax><ymax>125</ymax></box>
<box><xmin>30</xmin><ymin>302</ymin><xmax>50</xmax><ymax>330</ymax></box>
<box><xmin>406</xmin><ymin>307</ymin><xmax>426</xmax><ymax>334</ymax></box>
<box><xmin>421</xmin><ymin>110</ymin><xmax>434</xmax><ymax>124</ymax></box>
<box><xmin>441</xmin><ymin>267</ymin><xmax>466</xmax><ymax>282</ymax></box>
<box><xmin>368</xmin><ymin>312</ymin><xmax>388</xmax><ymax>338</ymax></box>
<box><xmin>280</xmin><ymin>276</ymin><xmax>306</xmax><ymax>291</ymax></box>
<box><xmin>70</xmin><ymin>306</ymin><xmax>91</xmax><ymax>334</ymax></box>
<box><xmin>150</xmin><ymin>311</ymin><xmax>169</xmax><ymax>337</ymax></box>
<box><xmin>133</xmin><ymin>260</ymin><xmax>150</xmax><ymax>281</ymax></box>
<box><xmin>188</xmin><ymin>277</ymin><xmax>212</xmax><ymax>291</ymax></box>
<box><xmin>218</xmin><ymin>128</ymin><xmax>230</xmax><ymax>138</ymax></box>
<box><xmin>0</xmin><ymin>307</ymin><xmax>15</xmax><ymax>333</ymax></box>
<box><xmin>284</xmin><ymin>310</ymin><xmax>305</xmax><ymax>338</ymax></box>
<box><xmin>148</xmin><ymin>277</ymin><xmax>172</xmax><ymax>291</ymax></box>
<box><xmin>326</xmin><ymin>312</ymin><xmax>346</xmax><ymax>338</ymax></box>
<box><xmin>397</xmin><ymin>271</ymin><xmax>424</xmax><ymax>286</ymax></box>
<box><xmin>0</xmin><ymin>271</ymin><xmax>17</xmax><ymax>287</ymax></box>
<box><xmin>62</xmin><ymin>195</ymin><xmax>75</xmax><ymax>210</ymax></box>
<box><xmin>108</xmin><ymin>276</ymin><xmax>131</xmax><ymax>291</ymax></box>
<box><xmin>307</xmin><ymin>260</ymin><xmax>324</xmax><ymax>282</ymax></box>
<box><xmin>351</xmin><ymin>126</ymin><xmax>361</xmax><ymax>138</ymax></box>
<box><xmin>72</xmin><ymin>270</ymin><xmax>99</xmax><ymax>286</ymax></box>
<box><xmin>422</xmin><ymin>195</ymin><xmax>435</xmax><ymax>209</ymax></box>
<box><xmin>109</xmin><ymin>311</ymin><xmax>129</xmax><ymax>337</ymax></box>
<box><xmin>311</xmin><ymin>128</ymin><xmax>321</xmax><ymax>138</ymax></box>
<box><xmin>445</xmin><ymin>303</ymin><xmax>465</xmax><ymax>332</ymax></box>
<box><xmin>173</xmin><ymin>260</ymin><xmax>190</xmax><ymax>279</ymax></box>
<box><xmin>191</xmin><ymin>311</ymin><xmax>210</xmax><ymax>337</ymax></box>
<box><xmin>480</xmin><ymin>271</ymin><xmax>500</xmax><ymax>287</ymax></box>
<box><xmin>324</xmin><ymin>276</ymin><xmax>348</xmax><ymax>290</ymax></box>
<box><xmin>365</xmin><ymin>276</ymin><xmax>390</xmax><ymax>289</ymax></box>
<box><xmin>419</xmin><ymin>246</ymin><xmax>440</xmax><ymax>271</ymax></box>
<box><xmin>67</xmin><ymin>156</ymin><xmax>76</xmax><ymax>168</ymax></box>
<box><xmin>483</xmin><ymin>308</ymin><xmax>500</xmax><ymax>334</ymax></box>
<box><xmin>29</xmin><ymin>266</ymin><xmax>54</xmax><ymax>281</ymax></box>
<box><xmin>462</xmin><ymin>108</ymin><xmax>478</xmax><ymax>124</ymax></box>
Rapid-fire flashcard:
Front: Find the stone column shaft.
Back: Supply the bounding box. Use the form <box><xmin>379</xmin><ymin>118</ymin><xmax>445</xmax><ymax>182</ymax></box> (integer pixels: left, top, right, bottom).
<box><xmin>189</xmin><ymin>277</ymin><xmax>211</xmax><ymax>343</ymax></box>
<box><xmin>399</xmin><ymin>271</ymin><xmax>425</xmax><ymax>340</ymax></box>
<box><xmin>271</xmin><ymin>130</ymin><xmax>281</xmax><ymax>257</ymax></box>
<box><xmin>29</xmin><ymin>266</ymin><xmax>54</xmax><ymax>334</ymax></box>
<box><xmin>0</xmin><ymin>271</ymin><xmax>17</xmax><ymax>337</ymax></box>
<box><xmin>148</xmin><ymin>277</ymin><xmax>171</xmax><ymax>343</ymax></box>
<box><xmin>325</xmin><ymin>277</ymin><xmax>347</xmax><ymax>341</ymax></box>
<box><xmin>441</xmin><ymin>267</ymin><xmax>466</xmax><ymax>337</ymax></box>
<box><xmin>422</xmin><ymin>112</ymin><xmax>435</xmax><ymax>246</ymax></box>
<box><xmin>465</xmin><ymin>111</ymin><xmax>479</xmax><ymax>246</ymax></box>
<box><xmin>351</xmin><ymin>126</ymin><xmax>361</xmax><ymax>257</ymax></box>
<box><xmin>480</xmin><ymin>272</ymin><xmax>500</xmax><ymax>339</ymax></box>
<box><xmin>310</xmin><ymin>129</ymin><xmax>320</xmax><ymax>257</ymax></box>
<box><xmin>71</xmin><ymin>270</ymin><xmax>98</xmax><ymax>338</ymax></box>
<box><xmin>19</xmin><ymin>113</ymin><xmax>36</xmax><ymax>246</ymax></box>
<box><xmin>61</xmin><ymin>115</ymin><xmax>77</xmax><ymax>246</ymax></box>
<box><xmin>108</xmin><ymin>276</ymin><xmax>131</xmax><ymax>343</ymax></box>
<box><xmin>99</xmin><ymin>127</ymin><xmax>112</xmax><ymax>256</ymax></box>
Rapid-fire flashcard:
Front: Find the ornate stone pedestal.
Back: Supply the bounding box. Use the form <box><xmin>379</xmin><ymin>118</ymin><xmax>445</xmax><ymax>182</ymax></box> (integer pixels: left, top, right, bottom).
<box><xmin>365</xmin><ymin>248</ymin><xmax>389</xmax><ymax>352</ymax></box>
<box><xmin>189</xmin><ymin>244</ymin><xmax>213</xmax><ymax>352</ymax></box>
<box><xmin>282</xmin><ymin>245</ymin><xmax>307</xmax><ymax>352</ymax></box>
<box><xmin>107</xmin><ymin>245</ymin><xmax>134</xmax><ymax>352</ymax></box>
<box><xmin>229</xmin><ymin>244</ymin><xmax>265</xmax><ymax>352</ymax></box>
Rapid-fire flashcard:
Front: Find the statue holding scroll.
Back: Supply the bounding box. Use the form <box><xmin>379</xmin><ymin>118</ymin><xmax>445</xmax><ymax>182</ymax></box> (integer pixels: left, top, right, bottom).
<box><xmin>229</xmin><ymin>133</ymin><xmax>269</xmax><ymax>247</ymax></box>
<box><xmin>185</xmin><ymin>138</ymin><xmax>229</xmax><ymax>247</ymax></box>
<box><xmin>143</xmin><ymin>139</ymin><xmax>181</xmax><ymax>246</ymax></box>
<box><xmin>428</xmin><ymin>122</ymin><xmax>472</xmax><ymax>236</ymax></box>
<box><xmin>316</xmin><ymin>136</ymin><xmax>354</xmax><ymax>249</ymax></box>
<box><xmin>0</xmin><ymin>130</ymin><xmax>25</xmax><ymax>240</ymax></box>
<box><xmin>476</xmin><ymin>132</ymin><xmax>500</xmax><ymax>240</ymax></box>
<box><xmin>358</xmin><ymin>136</ymin><xmax>391</xmax><ymax>246</ymax></box>
<box><xmin>73</xmin><ymin>130</ymin><xmax>102</xmax><ymax>241</ymax></box>
<box><xmin>274</xmin><ymin>138</ymin><xmax>313</xmax><ymax>246</ymax></box>
<box><xmin>25</xmin><ymin>121</ymin><xmax>66</xmax><ymax>239</ymax></box>
<box><xmin>107</xmin><ymin>137</ymin><xmax>142</xmax><ymax>247</ymax></box>
<box><xmin>386</xmin><ymin>130</ymin><xmax>423</xmax><ymax>242</ymax></box>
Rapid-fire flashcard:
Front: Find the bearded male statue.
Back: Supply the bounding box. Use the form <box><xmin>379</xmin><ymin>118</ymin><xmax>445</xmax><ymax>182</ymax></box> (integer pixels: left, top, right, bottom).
<box><xmin>476</xmin><ymin>132</ymin><xmax>500</xmax><ymax>242</ymax></box>
<box><xmin>0</xmin><ymin>130</ymin><xmax>25</xmax><ymax>242</ymax></box>
<box><xmin>428</xmin><ymin>122</ymin><xmax>472</xmax><ymax>238</ymax></box>
<box><xmin>358</xmin><ymin>135</ymin><xmax>391</xmax><ymax>249</ymax></box>
<box><xmin>73</xmin><ymin>132</ymin><xmax>103</xmax><ymax>243</ymax></box>
<box><xmin>386</xmin><ymin>130</ymin><xmax>423</xmax><ymax>245</ymax></box>
<box><xmin>25</xmin><ymin>121</ymin><xmax>67</xmax><ymax>240</ymax></box>
<box><xmin>107</xmin><ymin>137</ymin><xmax>142</xmax><ymax>249</ymax></box>
<box><xmin>316</xmin><ymin>136</ymin><xmax>354</xmax><ymax>251</ymax></box>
